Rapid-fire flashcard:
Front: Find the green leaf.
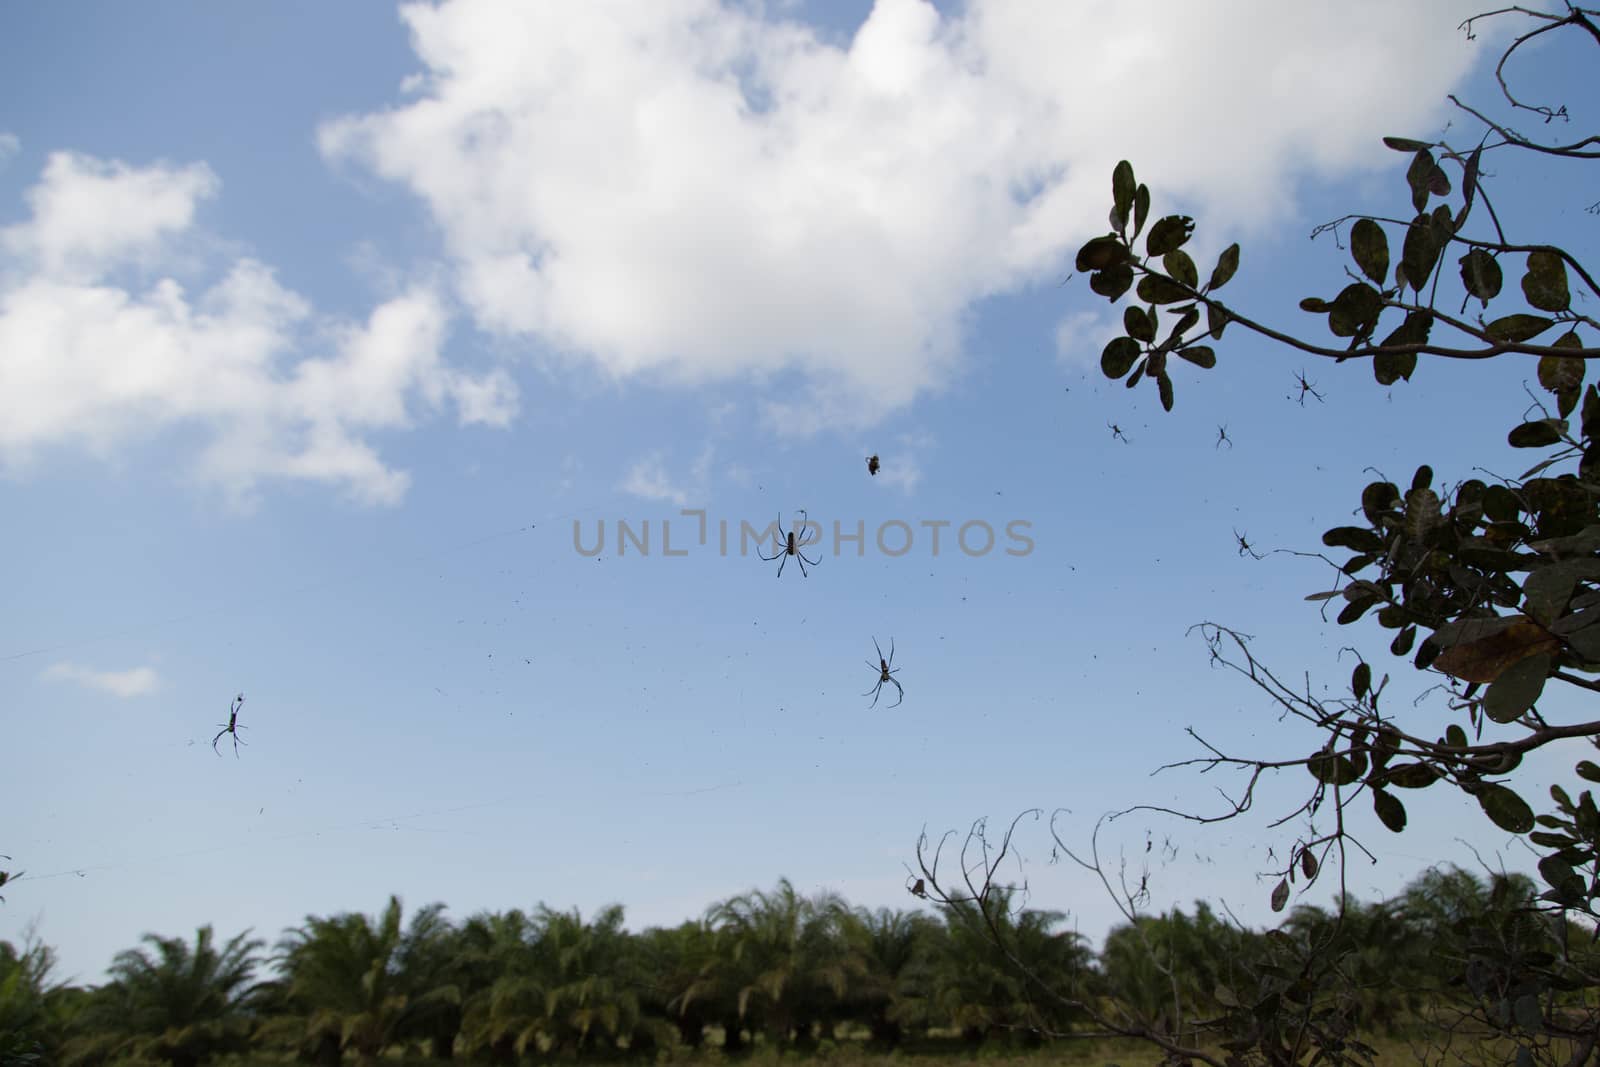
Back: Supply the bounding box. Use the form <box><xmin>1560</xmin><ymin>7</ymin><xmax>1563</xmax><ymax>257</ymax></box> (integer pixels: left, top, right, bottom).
<box><xmin>1398</xmin><ymin>213</ymin><xmax>1441</xmax><ymax>293</ymax></box>
<box><xmin>1208</xmin><ymin>244</ymin><xmax>1240</xmax><ymax>291</ymax></box>
<box><xmin>1133</xmin><ymin>184</ymin><xmax>1151</xmax><ymax>239</ymax></box>
<box><xmin>1327</xmin><ymin>283</ymin><xmax>1385</xmax><ymax>340</ymax></box>
<box><xmin>1270</xmin><ymin>878</ymin><xmax>1290</xmax><ymax>912</ymax></box>
<box><xmin>1374</xmin><ymin>350</ymin><xmax>1418</xmax><ymax>386</ymax></box>
<box><xmin>1482</xmin><ymin>653</ymin><xmax>1551</xmax><ymax>723</ymax></box>
<box><xmin>1089</xmin><ymin>263</ymin><xmax>1135</xmax><ymax>300</ymax></box>
<box><xmin>1163</xmin><ymin>250</ymin><xmax>1198</xmax><ymax>289</ymax></box>
<box><xmin>1578</xmin><ymin>761</ymin><xmax>1600</xmax><ymax>783</ymax></box>
<box><xmin>1507</xmin><ymin>420</ymin><xmax>1566</xmax><ymax>448</ymax></box>
<box><xmin>1323</xmin><ymin>526</ymin><xmax>1384</xmax><ymax>552</ymax></box>
<box><xmin>1459</xmin><ymin>249</ymin><xmax>1502</xmax><ymax>306</ymax></box>
<box><xmin>1207</xmin><ymin>302</ymin><xmax>1229</xmax><ymax>340</ymax></box>
<box><xmin>1146</xmin><ymin>215</ymin><xmax>1195</xmax><ymax>257</ymax></box>
<box><xmin>1157</xmin><ymin>372</ymin><xmax>1174</xmax><ymax>412</ymax></box>
<box><xmin>1124</xmin><ymin>306</ymin><xmax>1155</xmax><ymax>342</ymax></box>
<box><xmin>1136</xmin><ymin>274</ymin><xmax>1192</xmax><ymax>305</ymax></box>
<box><xmin>1101</xmin><ymin>337</ymin><xmax>1141</xmax><ymax>379</ymax></box>
<box><xmin>1479</xmin><ymin>784</ymin><xmax>1536</xmax><ymax>834</ymax></box>
<box><xmin>1352</xmin><ymin>662</ymin><xmax>1372</xmax><ymax>700</ymax></box>
<box><xmin>1446</xmin><ymin>724</ymin><xmax>1468</xmax><ymax>748</ymax></box>
<box><xmin>1300</xmin><ymin>297</ymin><xmax>1332</xmax><ymax>313</ymax></box>
<box><xmin>1405</xmin><ymin>149</ymin><xmax>1437</xmax><ymax>213</ymax></box>
<box><xmin>1167</xmin><ymin>305</ymin><xmax>1200</xmax><ymax>341</ymax></box>
<box><xmin>1076</xmin><ymin>235</ymin><xmax>1129</xmax><ymax>272</ymax></box>
<box><xmin>1522</xmin><ymin>250</ymin><xmax>1571</xmax><ymax>313</ymax></box>
<box><xmin>1384</xmin><ymin>763</ymin><xmax>1439</xmax><ymax>789</ymax></box>
<box><xmin>1300</xmin><ymin>848</ymin><xmax>1318</xmax><ymax>878</ymax></box>
<box><xmin>1112</xmin><ymin>161</ymin><xmax>1136</xmax><ymax>227</ymax></box>
<box><xmin>1487</xmin><ymin>314</ymin><xmax>1556</xmax><ymax>344</ymax></box>
<box><xmin>1383</xmin><ymin>136</ymin><xmax>1432</xmax><ymax>152</ymax></box>
<box><xmin>1177</xmin><ymin>346</ymin><xmax>1216</xmax><ymax>369</ymax></box>
<box><xmin>1391</xmin><ymin>626</ymin><xmax>1416</xmax><ymax>656</ymax></box>
<box><xmin>1539</xmin><ymin>332</ymin><xmax>1585</xmax><ymax>417</ymax></box>
<box><xmin>1350</xmin><ymin>219</ymin><xmax>1389</xmax><ymax>284</ymax></box>
<box><xmin>1373</xmin><ymin>789</ymin><xmax>1407</xmax><ymax>832</ymax></box>
<box><xmin>1539</xmin><ymin>855</ymin><xmax>1584</xmax><ymax>898</ymax></box>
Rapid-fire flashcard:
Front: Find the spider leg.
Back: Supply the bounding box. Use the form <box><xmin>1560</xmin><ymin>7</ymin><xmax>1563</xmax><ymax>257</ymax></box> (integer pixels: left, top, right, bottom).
<box><xmin>776</xmin><ymin>552</ymin><xmax>788</xmax><ymax>578</ymax></box>
<box><xmin>866</xmin><ymin>680</ymin><xmax>883</xmax><ymax>708</ymax></box>
<box><xmin>888</xmin><ymin>677</ymin><xmax>904</xmax><ymax>707</ymax></box>
<box><xmin>888</xmin><ymin>637</ymin><xmax>895</xmax><ymax>667</ymax></box>
<box><xmin>758</xmin><ymin>541</ymin><xmax>783</xmax><ymax>561</ymax></box>
<box><xmin>798</xmin><ymin>547</ymin><xmax>819</xmax><ymax>567</ymax></box>
<box><xmin>212</xmin><ymin>726</ymin><xmax>228</xmax><ymax>756</ymax></box>
<box><xmin>795</xmin><ymin>552</ymin><xmax>809</xmax><ymax>577</ymax></box>
<box><xmin>873</xmin><ymin>637</ymin><xmax>884</xmax><ymax>661</ymax></box>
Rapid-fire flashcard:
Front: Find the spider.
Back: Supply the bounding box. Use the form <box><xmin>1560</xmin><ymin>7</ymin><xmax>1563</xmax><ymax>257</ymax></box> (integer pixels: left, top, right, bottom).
<box><xmin>1291</xmin><ymin>370</ymin><xmax>1325</xmax><ymax>406</ymax></box>
<box><xmin>760</xmin><ymin>510</ymin><xmax>820</xmax><ymax>577</ymax></box>
<box><xmin>1108</xmin><ymin>422</ymin><xmax>1130</xmax><ymax>444</ymax></box>
<box><xmin>212</xmin><ymin>693</ymin><xmax>246</xmax><ymax>757</ymax></box>
<box><xmin>864</xmin><ymin>637</ymin><xmax>904</xmax><ymax>708</ymax></box>
<box><xmin>1234</xmin><ymin>529</ymin><xmax>1264</xmax><ymax>560</ymax></box>
<box><xmin>1215</xmin><ymin>424</ymin><xmax>1233</xmax><ymax>450</ymax></box>
<box><xmin>866</xmin><ymin>454</ymin><xmax>880</xmax><ymax>476</ymax></box>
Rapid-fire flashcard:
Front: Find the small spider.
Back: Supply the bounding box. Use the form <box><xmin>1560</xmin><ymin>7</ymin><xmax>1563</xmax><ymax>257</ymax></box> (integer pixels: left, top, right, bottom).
<box><xmin>866</xmin><ymin>454</ymin><xmax>880</xmax><ymax>476</ymax></box>
<box><xmin>213</xmin><ymin>693</ymin><xmax>246</xmax><ymax>757</ymax></box>
<box><xmin>864</xmin><ymin>637</ymin><xmax>904</xmax><ymax>708</ymax></box>
<box><xmin>759</xmin><ymin>511</ymin><xmax>820</xmax><ymax>577</ymax></box>
<box><xmin>1234</xmin><ymin>529</ymin><xmax>1264</xmax><ymax>560</ymax></box>
<box><xmin>1108</xmin><ymin>422</ymin><xmax>1130</xmax><ymax>444</ymax></box>
<box><xmin>1291</xmin><ymin>370</ymin><xmax>1325</xmax><ymax>406</ymax></box>
<box><xmin>1215</xmin><ymin>424</ymin><xmax>1233</xmax><ymax>450</ymax></box>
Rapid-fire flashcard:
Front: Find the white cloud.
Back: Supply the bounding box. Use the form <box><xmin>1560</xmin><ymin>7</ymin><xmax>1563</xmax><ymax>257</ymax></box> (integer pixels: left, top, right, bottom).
<box><xmin>1</xmin><ymin>152</ymin><xmax>218</xmax><ymax>282</ymax></box>
<box><xmin>1054</xmin><ymin>308</ymin><xmax>1120</xmax><ymax>371</ymax></box>
<box><xmin>620</xmin><ymin>443</ymin><xmax>720</xmax><ymax>505</ymax></box>
<box><xmin>621</xmin><ymin>452</ymin><xmax>694</xmax><ymax>506</ymax></box>
<box><xmin>321</xmin><ymin>0</ymin><xmax>1490</xmax><ymax>428</ymax></box>
<box><xmin>0</xmin><ymin>152</ymin><xmax>520</xmax><ymax>506</ymax></box>
<box><xmin>869</xmin><ymin>430</ymin><xmax>931</xmax><ymax>494</ymax></box>
<box><xmin>42</xmin><ymin>661</ymin><xmax>160</xmax><ymax>698</ymax></box>
<box><xmin>0</xmin><ymin>133</ymin><xmax>18</xmax><ymax>169</ymax></box>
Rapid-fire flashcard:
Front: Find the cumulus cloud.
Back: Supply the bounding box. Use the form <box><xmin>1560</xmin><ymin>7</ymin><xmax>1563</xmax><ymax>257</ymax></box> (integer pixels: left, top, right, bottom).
<box><xmin>1054</xmin><ymin>308</ymin><xmax>1121</xmax><ymax>371</ymax></box>
<box><xmin>620</xmin><ymin>445</ymin><xmax>716</xmax><ymax>506</ymax></box>
<box><xmin>0</xmin><ymin>152</ymin><xmax>519</xmax><ymax>506</ymax></box>
<box><xmin>622</xmin><ymin>454</ymin><xmax>691</xmax><ymax>506</ymax></box>
<box><xmin>321</xmin><ymin>0</ymin><xmax>1490</xmax><ymax>428</ymax></box>
<box><xmin>42</xmin><ymin>661</ymin><xmax>160</xmax><ymax>698</ymax></box>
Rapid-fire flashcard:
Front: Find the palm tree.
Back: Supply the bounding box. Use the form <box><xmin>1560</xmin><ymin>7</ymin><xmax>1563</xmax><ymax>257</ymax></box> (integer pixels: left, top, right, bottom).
<box><xmin>636</xmin><ymin>920</ymin><xmax>723</xmax><ymax>1049</ymax></box>
<box><xmin>934</xmin><ymin>892</ymin><xmax>1093</xmax><ymax>1046</ymax></box>
<box><xmin>711</xmin><ymin>879</ymin><xmax>856</xmax><ymax>1049</ymax></box>
<box><xmin>836</xmin><ymin>907</ymin><xmax>940</xmax><ymax>1047</ymax></box>
<box><xmin>272</xmin><ymin>895</ymin><xmax>455</xmax><ymax>1066</ymax></box>
<box><xmin>457</xmin><ymin>908</ymin><xmax>541</xmax><ymax>1066</ymax></box>
<box><xmin>0</xmin><ymin>936</ymin><xmax>69</xmax><ymax>1067</ymax></box>
<box><xmin>394</xmin><ymin>903</ymin><xmax>464</xmax><ymax>1059</ymax></box>
<box><xmin>68</xmin><ymin>926</ymin><xmax>263</xmax><ymax>1067</ymax></box>
<box><xmin>533</xmin><ymin>904</ymin><xmax>657</xmax><ymax>1055</ymax></box>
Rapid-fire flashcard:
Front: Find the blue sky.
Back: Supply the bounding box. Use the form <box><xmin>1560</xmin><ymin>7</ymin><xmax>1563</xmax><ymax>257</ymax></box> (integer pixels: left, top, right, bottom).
<box><xmin>1</xmin><ymin>0</ymin><xmax>1595</xmax><ymax>983</ymax></box>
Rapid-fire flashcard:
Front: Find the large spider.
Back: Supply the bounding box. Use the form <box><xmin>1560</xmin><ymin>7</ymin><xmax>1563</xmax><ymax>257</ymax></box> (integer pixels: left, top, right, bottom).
<box><xmin>864</xmin><ymin>637</ymin><xmax>904</xmax><ymax>708</ymax></box>
<box><xmin>760</xmin><ymin>510</ymin><xmax>821</xmax><ymax>577</ymax></box>
<box><xmin>213</xmin><ymin>693</ymin><xmax>246</xmax><ymax>757</ymax></box>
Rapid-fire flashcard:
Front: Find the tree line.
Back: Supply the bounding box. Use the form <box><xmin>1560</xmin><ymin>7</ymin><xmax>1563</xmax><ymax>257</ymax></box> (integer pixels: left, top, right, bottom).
<box><xmin>1</xmin><ymin>867</ymin><xmax>1581</xmax><ymax>1067</ymax></box>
